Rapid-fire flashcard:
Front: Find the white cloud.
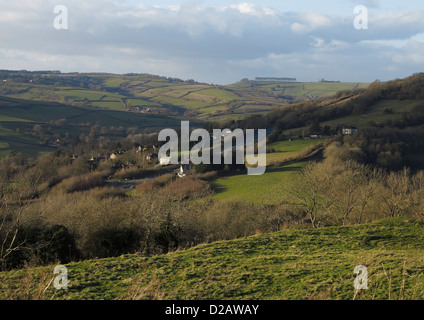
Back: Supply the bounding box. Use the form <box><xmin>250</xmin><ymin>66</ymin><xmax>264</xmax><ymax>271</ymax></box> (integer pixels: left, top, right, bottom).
<box><xmin>311</xmin><ymin>37</ymin><xmax>350</xmax><ymax>52</ymax></box>
<box><xmin>0</xmin><ymin>0</ymin><xmax>423</xmax><ymax>83</ymax></box>
<box><xmin>227</xmin><ymin>2</ymin><xmax>278</xmax><ymax>17</ymax></box>
<box><xmin>290</xmin><ymin>12</ymin><xmax>333</xmax><ymax>34</ymax></box>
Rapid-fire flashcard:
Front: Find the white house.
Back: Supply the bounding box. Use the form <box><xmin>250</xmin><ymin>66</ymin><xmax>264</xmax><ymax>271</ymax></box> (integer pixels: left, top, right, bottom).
<box><xmin>159</xmin><ymin>157</ymin><xmax>171</xmax><ymax>166</ymax></box>
<box><xmin>177</xmin><ymin>165</ymin><xmax>186</xmax><ymax>178</ymax></box>
<box><xmin>342</xmin><ymin>127</ymin><xmax>358</xmax><ymax>135</ymax></box>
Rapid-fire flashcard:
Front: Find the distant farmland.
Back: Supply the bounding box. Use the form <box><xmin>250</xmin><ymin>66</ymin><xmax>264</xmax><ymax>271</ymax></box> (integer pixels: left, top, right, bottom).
<box><xmin>0</xmin><ymin>72</ymin><xmax>370</xmax><ymax>122</ymax></box>
<box><xmin>0</xmin><ymin>95</ymin><xmax>184</xmax><ymax>157</ymax></box>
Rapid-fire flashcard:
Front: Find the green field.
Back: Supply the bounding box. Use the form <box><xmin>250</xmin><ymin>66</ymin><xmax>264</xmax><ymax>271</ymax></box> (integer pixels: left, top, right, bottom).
<box><xmin>2</xmin><ymin>217</ymin><xmax>423</xmax><ymax>300</ymax></box>
<box><xmin>211</xmin><ymin>162</ymin><xmax>306</xmax><ymax>204</ymax></box>
<box><xmin>0</xmin><ymin>72</ymin><xmax>371</xmax><ymax>121</ymax></box>
<box><xmin>90</xmin><ymin>101</ymin><xmax>124</xmax><ymax>110</ymax></box>
<box><xmin>266</xmin><ymin>139</ymin><xmax>323</xmax><ymax>166</ymax></box>
<box><xmin>0</xmin><ymin>96</ymin><xmax>184</xmax><ymax>156</ymax></box>
<box><xmin>0</xmin><ymin>121</ymin><xmax>58</xmax><ymax>157</ymax></box>
<box><xmin>208</xmin><ymin>138</ymin><xmax>324</xmax><ymax>203</ymax></box>
<box><xmin>229</xmin><ymin>81</ymin><xmax>369</xmax><ymax>99</ymax></box>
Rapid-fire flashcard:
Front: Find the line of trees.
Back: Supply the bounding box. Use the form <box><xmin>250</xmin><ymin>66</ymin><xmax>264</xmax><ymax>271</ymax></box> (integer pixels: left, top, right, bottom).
<box><xmin>3</xmin><ymin>139</ymin><xmax>424</xmax><ymax>270</ymax></box>
<box><xmin>285</xmin><ymin>142</ymin><xmax>424</xmax><ymax>228</ymax></box>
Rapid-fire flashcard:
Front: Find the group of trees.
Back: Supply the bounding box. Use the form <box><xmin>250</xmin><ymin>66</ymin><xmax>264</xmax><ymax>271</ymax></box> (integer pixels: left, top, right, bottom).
<box><xmin>0</xmin><ymin>149</ymin><xmax>286</xmax><ymax>270</ymax></box>
<box><xmin>3</xmin><ymin>136</ymin><xmax>424</xmax><ymax>271</ymax></box>
<box><xmin>287</xmin><ymin>142</ymin><xmax>424</xmax><ymax>228</ymax></box>
<box><xmin>335</xmin><ymin>102</ymin><xmax>424</xmax><ymax>170</ymax></box>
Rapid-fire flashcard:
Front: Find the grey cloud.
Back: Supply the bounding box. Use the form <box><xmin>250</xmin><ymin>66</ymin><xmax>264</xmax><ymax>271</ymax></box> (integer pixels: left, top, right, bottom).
<box><xmin>0</xmin><ymin>0</ymin><xmax>423</xmax><ymax>83</ymax></box>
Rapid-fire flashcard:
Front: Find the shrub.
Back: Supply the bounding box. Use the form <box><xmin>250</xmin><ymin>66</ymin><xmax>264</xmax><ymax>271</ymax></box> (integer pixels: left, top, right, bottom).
<box><xmin>113</xmin><ymin>167</ymin><xmax>145</xmax><ymax>180</ymax></box>
<box><xmin>135</xmin><ymin>173</ymin><xmax>176</xmax><ymax>193</ymax></box>
<box><xmin>160</xmin><ymin>176</ymin><xmax>213</xmax><ymax>200</ymax></box>
<box><xmin>52</xmin><ymin>171</ymin><xmax>105</xmax><ymax>194</ymax></box>
<box><xmin>2</xmin><ymin>224</ymin><xmax>79</xmax><ymax>270</ymax></box>
<box><xmin>195</xmin><ymin>171</ymin><xmax>219</xmax><ymax>181</ymax></box>
<box><xmin>88</xmin><ymin>186</ymin><xmax>127</xmax><ymax>199</ymax></box>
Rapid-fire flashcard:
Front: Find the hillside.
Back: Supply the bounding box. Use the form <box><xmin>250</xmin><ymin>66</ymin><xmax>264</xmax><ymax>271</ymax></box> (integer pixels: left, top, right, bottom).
<box><xmin>0</xmin><ymin>71</ymin><xmax>370</xmax><ymax>122</ymax></box>
<box><xmin>1</xmin><ymin>217</ymin><xmax>423</xmax><ymax>300</ymax></box>
<box><xmin>0</xmin><ymin>72</ymin><xmax>287</xmax><ymax>121</ymax></box>
<box><xmin>2</xmin><ymin>73</ymin><xmax>424</xmax><ymax>303</ymax></box>
<box><xmin>0</xmin><ymin>95</ymin><xmax>186</xmax><ymax>157</ymax></box>
<box><xmin>229</xmin><ymin>80</ymin><xmax>369</xmax><ymax>99</ymax></box>
<box><xmin>265</xmin><ymin>73</ymin><xmax>424</xmax><ymax>138</ymax></box>
<box><xmin>0</xmin><ymin>70</ymin><xmax>370</xmax><ymax>158</ymax></box>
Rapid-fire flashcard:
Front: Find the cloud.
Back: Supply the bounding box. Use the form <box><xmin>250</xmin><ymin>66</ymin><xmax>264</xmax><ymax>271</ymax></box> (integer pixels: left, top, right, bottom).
<box><xmin>0</xmin><ymin>0</ymin><xmax>423</xmax><ymax>83</ymax></box>
<box><xmin>349</xmin><ymin>0</ymin><xmax>380</xmax><ymax>9</ymax></box>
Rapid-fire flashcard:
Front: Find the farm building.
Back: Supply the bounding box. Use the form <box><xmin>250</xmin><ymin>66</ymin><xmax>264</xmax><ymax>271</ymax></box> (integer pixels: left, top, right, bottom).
<box><xmin>342</xmin><ymin>127</ymin><xmax>358</xmax><ymax>135</ymax></box>
<box><xmin>159</xmin><ymin>157</ymin><xmax>171</xmax><ymax>166</ymax></box>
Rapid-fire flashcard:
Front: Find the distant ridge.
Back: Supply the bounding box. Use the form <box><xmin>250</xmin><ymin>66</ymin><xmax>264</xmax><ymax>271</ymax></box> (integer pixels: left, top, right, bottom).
<box><xmin>255</xmin><ymin>77</ymin><xmax>297</xmax><ymax>82</ymax></box>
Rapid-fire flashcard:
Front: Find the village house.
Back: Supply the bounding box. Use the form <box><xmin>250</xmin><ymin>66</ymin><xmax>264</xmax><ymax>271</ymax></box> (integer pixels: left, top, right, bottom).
<box><xmin>174</xmin><ymin>164</ymin><xmax>191</xmax><ymax>177</ymax></box>
<box><xmin>159</xmin><ymin>156</ymin><xmax>171</xmax><ymax>166</ymax></box>
<box><xmin>342</xmin><ymin>126</ymin><xmax>358</xmax><ymax>135</ymax></box>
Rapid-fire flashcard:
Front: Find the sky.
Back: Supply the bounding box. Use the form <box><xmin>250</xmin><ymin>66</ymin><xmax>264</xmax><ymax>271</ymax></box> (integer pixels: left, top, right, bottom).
<box><xmin>1</xmin><ymin>0</ymin><xmax>424</xmax><ymax>84</ymax></box>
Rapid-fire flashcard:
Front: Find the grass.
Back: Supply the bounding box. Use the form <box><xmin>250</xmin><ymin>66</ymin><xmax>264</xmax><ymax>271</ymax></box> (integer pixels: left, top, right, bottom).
<box><xmin>0</xmin><ymin>115</ymin><xmax>34</xmax><ymax>122</ymax></box>
<box><xmin>1</xmin><ymin>217</ymin><xmax>423</xmax><ymax>300</ymax></box>
<box><xmin>151</xmin><ymin>96</ymin><xmax>211</xmax><ymax>109</ymax></box>
<box><xmin>210</xmin><ymin>162</ymin><xmax>306</xmax><ymax>204</ymax></box>
<box><xmin>0</xmin><ymin>141</ymin><xmax>10</xmax><ymax>157</ymax></box>
<box><xmin>229</xmin><ymin>81</ymin><xmax>370</xmax><ymax>99</ymax></box>
<box><xmin>267</xmin><ymin>139</ymin><xmax>323</xmax><ymax>152</ymax></box>
<box><xmin>90</xmin><ymin>101</ymin><xmax>124</xmax><ymax>110</ymax></box>
<box><xmin>0</xmin><ymin>123</ymin><xmax>57</xmax><ymax>157</ymax></box>
<box><xmin>194</xmin><ymin>88</ymin><xmax>241</xmax><ymax>101</ymax></box>
<box><xmin>0</xmin><ymin>96</ymin><xmax>183</xmax><ymax>156</ymax></box>
<box><xmin>208</xmin><ymin>140</ymin><xmax>322</xmax><ymax>203</ymax></box>
<box><xmin>266</xmin><ymin>139</ymin><xmax>323</xmax><ymax>166</ymax></box>
<box><xmin>1</xmin><ymin>73</ymin><xmax>372</xmax><ymax>121</ymax></box>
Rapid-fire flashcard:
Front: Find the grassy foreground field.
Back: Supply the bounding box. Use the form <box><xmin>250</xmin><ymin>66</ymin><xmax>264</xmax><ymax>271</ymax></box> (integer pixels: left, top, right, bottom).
<box><xmin>1</xmin><ymin>217</ymin><xmax>423</xmax><ymax>300</ymax></box>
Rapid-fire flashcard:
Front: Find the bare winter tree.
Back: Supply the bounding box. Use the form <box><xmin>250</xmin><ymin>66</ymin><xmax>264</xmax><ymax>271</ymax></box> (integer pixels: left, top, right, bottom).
<box><xmin>284</xmin><ymin>162</ymin><xmax>334</xmax><ymax>228</ymax></box>
<box><xmin>379</xmin><ymin>168</ymin><xmax>412</xmax><ymax>218</ymax></box>
<box><xmin>410</xmin><ymin>171</ymin><xmax>424</xmax><ymax>221</ymax></box>
<box><xmin>331</xmin><ymin>160</ymin><xmax>371</xmax><ymax>226</ymax></box>
<box><xmin>0</xmin><ymin>172</ymin><xmax>27</xmax><ymax>270</ymax></box>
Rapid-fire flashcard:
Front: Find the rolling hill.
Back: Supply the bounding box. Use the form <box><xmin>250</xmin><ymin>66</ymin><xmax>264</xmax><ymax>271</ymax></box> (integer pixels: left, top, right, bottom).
<box><xmin>1</xmin><ymin>217</ymin><xmax>423</xmax><ymax>300</ymax></box>
<box><xmin>2</xmin><ymin>72</ymin><xmax>424</xmax><ymax>302</ymax></box>
<box><xmin>0</xmin><ymin>70</ymin><xmax>371</xmax><ymax>157</ymax></box>
<box><xmin>0</xmin><ymin>71</ymin><xmax>370</xmax><ymax>122</ymax></box>
<box><xmin>0</xmin><ymin>95</ymin><xmax>185</xmax><ymax>157</ymax></box>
